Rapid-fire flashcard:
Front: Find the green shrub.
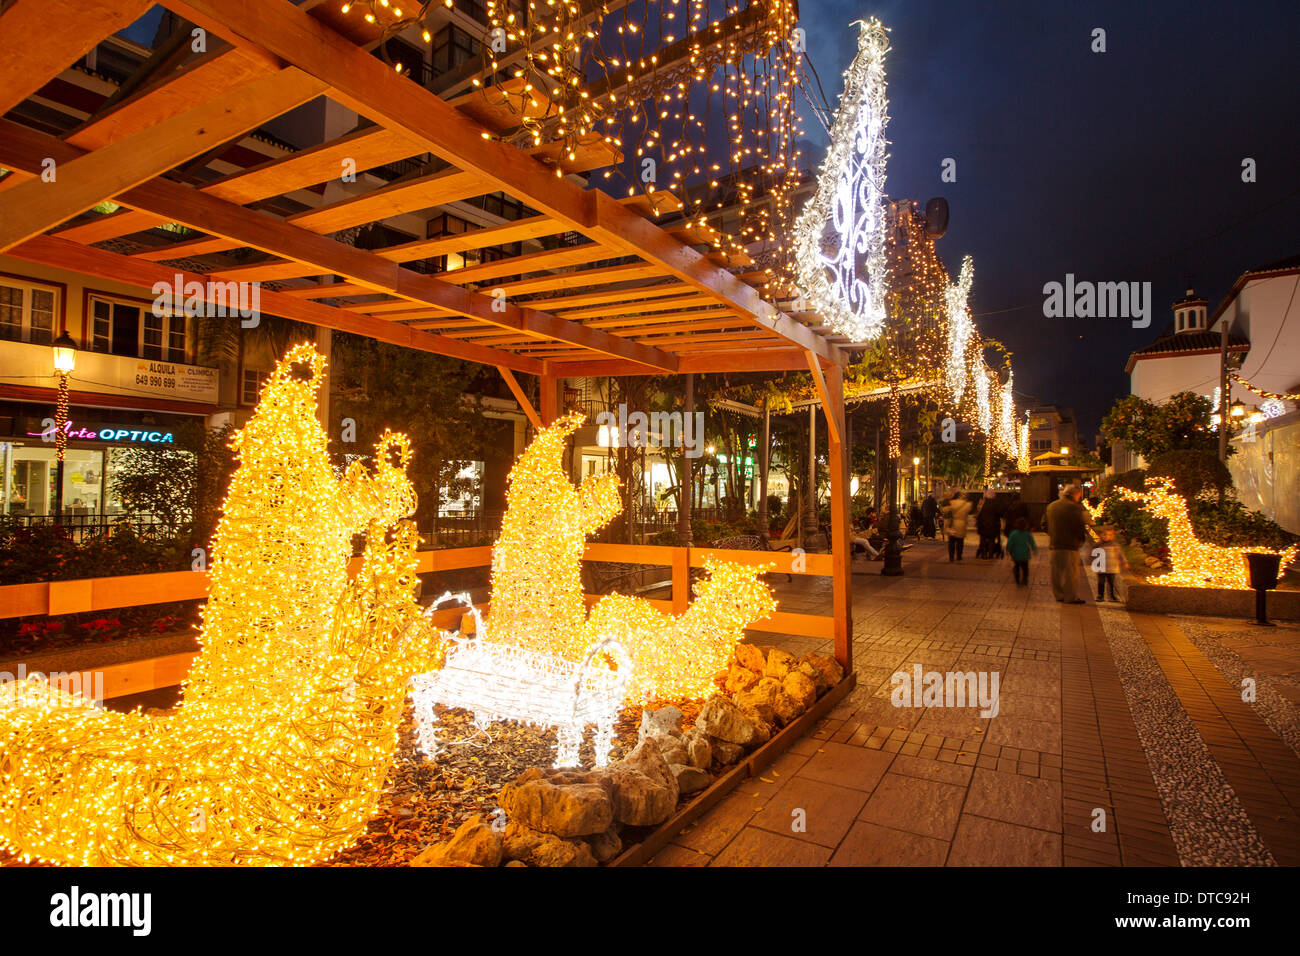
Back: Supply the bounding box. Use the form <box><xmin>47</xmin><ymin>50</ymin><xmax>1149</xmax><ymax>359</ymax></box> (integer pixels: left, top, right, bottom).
<box><xmin>1147</xmin><ymin>450</ymin><xmax>1232</xmax><ymax>501</ymax></box>
<box><xmin>1099</xmin><ymin>468</ymin><xmax>1146</xmax><ymax>497</ymax></box>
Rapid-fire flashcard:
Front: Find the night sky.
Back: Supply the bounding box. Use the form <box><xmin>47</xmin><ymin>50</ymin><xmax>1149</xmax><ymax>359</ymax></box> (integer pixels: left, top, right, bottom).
<box><xmin>801</xmin><ymin>0</ymin><xmax>1300</xmax><ymax>439</ymax></box>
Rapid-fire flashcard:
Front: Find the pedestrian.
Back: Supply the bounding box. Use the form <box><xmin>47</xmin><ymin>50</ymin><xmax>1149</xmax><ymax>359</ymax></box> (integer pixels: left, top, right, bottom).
<box><xmin>921</xmin><ymin>492</ymin><xmax>938</xmax><ymax>539</ymax></box>
<box><xmin>940</xmin><ymin>491</ymin><xmax>972</xmax><ymax>562</ymax></box>
<box><xmin>1045</xmin><ymin>483</ymin><xmax>1089</xmax><ymax>603</ymax></box>
<box><xmin>975</xmin><ymin>489</ymin><xmax>1002</xmax><ymax>558</ymax></box>
<box><xmin>1093</xmin><ymin>526</ymin><xmax>1128</xmax><ymax>602</ymax></box>
<box><xmin>1002</xmin><ymin>493</ymin><xmax>1029</xmax><ymax>540</ymax></box>
<box><xmin>1006</xmin><ymin>516</ymin><xmax>1037</xmax><ymax>586</ymax></box>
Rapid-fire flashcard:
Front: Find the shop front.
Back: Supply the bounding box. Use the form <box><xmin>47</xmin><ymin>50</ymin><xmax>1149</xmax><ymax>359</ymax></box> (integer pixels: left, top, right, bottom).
<box><xmin>0</xmin><ymin>403</ymin><xmax>203</xmax><ymax>529</ymax></box>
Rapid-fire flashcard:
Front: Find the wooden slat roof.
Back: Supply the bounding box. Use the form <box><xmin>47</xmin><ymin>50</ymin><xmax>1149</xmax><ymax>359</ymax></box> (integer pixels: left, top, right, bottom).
<box><xmin>0</xmin><ymin>0</ymin><xmax>847</xmax><ymax>376</ymax></box>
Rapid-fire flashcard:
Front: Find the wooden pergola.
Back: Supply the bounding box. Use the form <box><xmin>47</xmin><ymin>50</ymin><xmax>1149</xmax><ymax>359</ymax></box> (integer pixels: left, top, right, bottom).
<box><xmin>0</xmin><ymin>0</ymin><xmax>854</xmax><ymax>673</ymax></box>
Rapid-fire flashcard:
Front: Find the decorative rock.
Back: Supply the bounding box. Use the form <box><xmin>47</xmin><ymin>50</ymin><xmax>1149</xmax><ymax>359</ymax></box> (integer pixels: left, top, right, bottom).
<box><xmin>734</xmin><ymin>642</ymin><xmax>768</xmax><ymax>674</ymax></box>
<box><xmin>710</xmin><ymin>738</ymin><xmax>745</xmax><ymax>765</ymax></box>
<box><xmin>585</xmin><ymin>827</ymin><xmax>623</xmax><ymax>864</ymax></box>
<box><xmin>796</xmin><ymin>659</ymin><xmax>830</xmax><ymax>693</ymax></box>
<box><xmin>670</xmin><ymin>763</ymin><xmax>712</xmax><ymax>795</ymax></box>
<box><xmin>498</xmin><ymin>770</ymin><xmax>613</xmax><ymax>837</ymax></box>
<box><xmin>734</xmin><ymin>678</ymin><xmax>780</xmax><ymax>725</ymax></box>
<box><xmin>638</xmin><ymin>704</ymin><xmax>684</xmax><ymax>741</ymax></box>
<box><xmin>683</xmin><ymin>729</ymin><xmax>712</xmax><ymax>769</ymax></box>
<box><xmin>501</xmin><ymin>822</ymin><xmax>598</xmax><ymax>867</ymax></box>
<box><xmin>440</xmin><ymin>812</ymin><xmax>504</xmax><ymax>867</ymax></box>
<box><xmin>772</xmin><ymin>691</ymin><xmax>804</xmax><ymax>727</ymax></box>
<box><xmin>696</xmin><ymin>695</ymin><xmax>763</xmax><ymax>746</ymax></box>
<box><xmin>783</xmin><ymin>670</ymin><xmax>819</xmax><ymax>710</ymax></box>
<box><xmin>649</xmin><ymin>732</ymin><xmax>684</xmax><ymax>756</ymax></box>
<box><xmin>504</xmin><ymin>860</ymin><xmax>528</xmax><ymax>867</ymax></box>
<box><xmin>662</xmin><ymin>746</ymin><xmax>691</xmax><ymax>766</ymax></box>
<box><xmin>737</xmin><ymin>705</ymin><xmax>772</xmax><ymax>747</ymax></box>
<box><xmin>802</xmin><ymin>653</ymin><xmax>844</xmax><ymax>689</ymax></box>
<box><xmin>603</xmin><ymin>738</ymin><xmax>679</xmax><ymax>826</ymax></box>
<box><xmin>765</xmin><ymin>648</ymin><xmax>796</xmax><ymax>680</ymax></box>
<box><xmin>724</xmin><ymin>664</ymin><xmax>761</xmax><ymax>695</ymax></box>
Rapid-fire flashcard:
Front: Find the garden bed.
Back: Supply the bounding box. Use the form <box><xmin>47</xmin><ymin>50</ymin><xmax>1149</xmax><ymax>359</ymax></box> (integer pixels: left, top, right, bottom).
<box><xmin>1124</xmin><ymin>576</ymin><xmax>1300</xmax><ymax>620</ymax></box>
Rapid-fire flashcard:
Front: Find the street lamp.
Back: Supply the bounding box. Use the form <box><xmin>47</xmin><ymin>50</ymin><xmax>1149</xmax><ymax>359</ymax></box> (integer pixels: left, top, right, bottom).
<box><xmin>51</xmin><ymin>330</ymin><xmax>76</xmax><ymax>526</ymax></box>
<box><xmin>1230</xmin><ymin>399</ymin><xmax>1246</xmax><ymax>419</ymax></box>
<box><xmin>912</xmin><ymin>456</ymin><xmax>920</xmax><ymax>500</ymax></box>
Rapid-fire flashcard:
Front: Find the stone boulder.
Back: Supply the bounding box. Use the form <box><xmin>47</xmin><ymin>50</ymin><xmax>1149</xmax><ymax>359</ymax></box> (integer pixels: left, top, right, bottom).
<box><xmin>501</xmin><ymin>822</ymin><xmax>598</xmax><ymax>867</ymax></box>
<box><xmin>765</xmin><ymin>648</ymin><xmax>796</xmax><ymax>681</ymax></box>
<box><xmin>795</xmin><ymin>659</ymin><xmax>829</xmax><ymax>694</ymax></box>
<box><xmin>696</xmin><ymin>694</ymin><xmax>764</xmax><ymax>746</ymax></box>
<box><xmin>682</xmin><ymin>728</ymin><xmax>712</xmax><ymax>769</ymax></box>
<box><xmin>603</xmin><ymin>738</ymin><xmax>679</xmax><ymax>826</ymax></box>
<box><xmin>772</xmin><ymin>691</ymin><xmax>804</xmax><ymax>727</ymax></box>
<box><xmin>670</xmin><ymin>763</ymin><xmax>712</xmax><ymax>795</ymax></box>
<box><xmin>638</xmin><ymin>704</ymin><xmax>684</xmax><ymax>741</ymax></box>
<box><xmin>585</xmin><ymin>827</ymin><xmax>623</xmax><ymax>864</ymax></box>
<box><xmin>801</xmin><ymin>653</ymin><xmax>844</xmax><ymax>689</ymax></box>
<box><xmin>735</xmin><ymin>677</ymin><xmax>782</xmax><ymax>725</ymax></box>
<box><xmin>734</xmin><ymin>642</ymin><xmax>769</xmax><ymax>674</ymax></box>
<box><xmin>724</xmin><ymin>664</ymin><xmax>761</xmax><ymax>695</ymax></box>
<box><xmin>783</xmin><ymin>670</ymin><xmax>819</xmax><ymax>711</ymax></box>
<box><xmin>498</xmin><ymin>767</ymin><xmax>613</xmax><ymax>838</ymax></box>
<box><xmin>411</xmin><ymin>813</ymin><xmax>503</xmax><ymax>867</ymax></box>
<box><xmin>710</xmin><ymin>738</ymin><xmax>745</xmax><ymax>766</ymax></box>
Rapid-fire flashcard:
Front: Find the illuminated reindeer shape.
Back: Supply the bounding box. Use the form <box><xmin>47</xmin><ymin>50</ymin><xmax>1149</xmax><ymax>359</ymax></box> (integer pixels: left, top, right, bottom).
<box><xmin>481</xmin><ymin>413</ymin><xmax>777</xmax><ymax>701</ymax></box>
<box><xmin>1116</xmin><ymin>477</ymin><xmax>1298</xmax><ymax>589</ymax></box>
<box><xmin>0</xmin><ymin>345</ymin><xmax>443</xmax><ymax>866</ymax></box>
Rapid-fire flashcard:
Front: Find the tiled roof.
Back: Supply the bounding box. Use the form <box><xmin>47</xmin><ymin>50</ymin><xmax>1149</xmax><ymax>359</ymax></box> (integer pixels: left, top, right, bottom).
<box><xmin>1125</xmin><ymin>331</ymin><xmax>1249</xmax><ymax>374</ymax></box>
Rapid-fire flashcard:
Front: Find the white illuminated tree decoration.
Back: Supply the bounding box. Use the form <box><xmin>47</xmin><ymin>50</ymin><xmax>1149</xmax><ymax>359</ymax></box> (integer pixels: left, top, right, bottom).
<box><xmin>946</xmin><ymin>256</ymin><xmax>974</xmax><ymax>403</ymax></box>
<box><xmin>792</xmin><ymin>18</ymin><xmax>891</xmax><ymax>341</ymax></box>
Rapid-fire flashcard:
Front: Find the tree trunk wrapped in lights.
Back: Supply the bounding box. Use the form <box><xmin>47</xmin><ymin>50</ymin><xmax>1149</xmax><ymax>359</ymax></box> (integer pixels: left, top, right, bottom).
<box><xmin>0</xmin><ymin>344</ymin><xmax>440</xmax><ymax>866</ymax></box>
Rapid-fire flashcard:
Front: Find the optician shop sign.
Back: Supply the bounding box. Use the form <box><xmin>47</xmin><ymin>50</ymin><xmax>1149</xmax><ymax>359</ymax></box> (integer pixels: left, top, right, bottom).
<box><xmin>24</xmin><ymin>419</ymin><xmax>175</xmax><ymax>444</ymax></box>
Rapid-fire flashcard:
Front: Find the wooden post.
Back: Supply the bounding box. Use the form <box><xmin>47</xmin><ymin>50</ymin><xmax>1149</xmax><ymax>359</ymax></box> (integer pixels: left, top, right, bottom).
<box><xmin>539</xmin><ymin>370</ymin><xmax>560</xmax><ymax>425</ymax></box>
<box><xmin>671</xmin><ymin>545</ymin><xmax>690</xmax><ymax>615</ymax></box>
<box><xmin>805</xmin><ymin>403</ymin><xmax>817</xmax><ymax>549</ymax></box>
<box><xmin>677</xmin><ymin>373</ymin><xmax>694</xmax><ymax>546</ymax></box>
<box><xmin>758</xmin><ymin>396</ymin><xmax>770</xmax><ymax>540</ymax></box>
<box><xmin>825</xmin><ymin>364</ymin><xmax>852</xmax><ymax>672</ymax></box>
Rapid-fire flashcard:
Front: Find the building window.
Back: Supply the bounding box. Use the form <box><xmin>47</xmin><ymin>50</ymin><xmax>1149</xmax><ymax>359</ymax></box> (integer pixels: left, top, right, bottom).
<box><xmin>242</xmin><ymin>369</ymin><xmax>270</xmax><ymax>405</ymax></box>
<box><xmin>142</xmin><ymin>309</ymin><xmax>187</xmax><ymax>362</ymax></box>
<box><xmin>0</xmin><ymin>278</ymin><xmax>59</xmax><ymax>345</ymax></box>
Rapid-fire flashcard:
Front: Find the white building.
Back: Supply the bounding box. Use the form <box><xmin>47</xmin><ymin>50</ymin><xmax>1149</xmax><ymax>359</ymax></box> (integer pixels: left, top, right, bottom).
<box><xmin>1118</xmin><ymin>260</ymin><xmax>1300</xmax><ymax>532</ymax></box>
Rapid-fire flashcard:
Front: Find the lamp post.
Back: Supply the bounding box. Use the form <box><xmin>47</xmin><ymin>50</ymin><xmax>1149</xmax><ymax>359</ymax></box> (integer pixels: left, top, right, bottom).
<box><xmin>912</xmin><ymin>456</ymin><xmax>920</xmax><ymax>501</ymax></box>
<box><xmin>51</xmin><ymin>331</ymin><xmax>77</xmax><ymax>526</ymax></box>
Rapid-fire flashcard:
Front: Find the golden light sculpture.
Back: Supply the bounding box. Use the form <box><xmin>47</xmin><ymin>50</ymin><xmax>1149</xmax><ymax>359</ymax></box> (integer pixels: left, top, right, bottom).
<box><xmin>0</xmin><ymin>345</ymin><xmax>440</xmax><ymax>866</ymax></box>
<box><xmin>486</xmin><ymin>413</ymin><xmax>776</xmax><ymax>701</ymax></box>
<box><xmin>1116</xmin><ymin>478</ymin><xmax>1298</xmax><ymax>590</ymax></box>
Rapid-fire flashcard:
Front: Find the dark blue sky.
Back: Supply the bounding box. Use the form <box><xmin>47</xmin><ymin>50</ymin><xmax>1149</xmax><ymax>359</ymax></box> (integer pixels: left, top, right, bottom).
<box><xmin>801</xmin><ymin>0</ymin><xmax>1300</xmax><ymax>438</ymax></box>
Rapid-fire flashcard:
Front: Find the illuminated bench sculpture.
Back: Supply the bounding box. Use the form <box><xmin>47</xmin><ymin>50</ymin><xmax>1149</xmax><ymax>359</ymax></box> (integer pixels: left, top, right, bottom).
<box><xmin>410</xmin><ymin>626</ymin><xmax>632</xmax><ymax>769</ymax></box>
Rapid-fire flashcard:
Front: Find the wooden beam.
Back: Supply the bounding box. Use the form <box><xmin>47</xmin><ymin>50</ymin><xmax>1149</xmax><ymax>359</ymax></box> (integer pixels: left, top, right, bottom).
<box><xmin>0</xmin><ymin>120</ymin><xmax>677</xmax><ymax>371</ymax></box>
<box><xmin>806</xmin><ymin>352</ymin><xmax>843</xmax><ymax>446</ymax></box>
<box><xmin>497</xmin><ymin>367</ymin><xmax>541</xmax><ymax>429</ymax></box>
<box><xmin>0</xmin><ymin>0</ymin><xmax>153</xmax><ymax>115</ymax></box>
<box><xmin>0</xmin><ymin>69</ymin><xmax>327</xmax><ymax>252</ymax></box>
<box><xmin>539</xmin><ymin>371</ymin><xmax>560</xmax><ymax>425</ymax></box>
<box><xmin>545</xmin><ymin>349</ymin><xmax>814</xmax><ymax>377</ymax></box>
<box><xmin>825</xmin><ymin>363</ymin><xmax>852</xmax><ymax>671</ymax></box>
<box><xmin>8</xmin><ymin>234</ymin><xmax>544</xmax><ymax>373</ymax></box>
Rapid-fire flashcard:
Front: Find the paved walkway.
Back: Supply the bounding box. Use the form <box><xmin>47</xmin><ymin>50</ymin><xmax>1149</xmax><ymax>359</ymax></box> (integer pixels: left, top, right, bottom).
<box><xmin>648</xmin><ymin>535</ymin><xmax>1300</xmax><ymax>866</ymax></box>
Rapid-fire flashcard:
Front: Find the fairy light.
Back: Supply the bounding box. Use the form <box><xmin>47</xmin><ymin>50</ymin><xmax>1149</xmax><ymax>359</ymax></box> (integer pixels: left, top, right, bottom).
<box><xmin>0</xmin><ymin>345</ymin><xmax>442</xmax><ymax>866</ymax></box>
<box><xmin>1116</xmin><ymin>478</ymin><xmax>1299</xmax><ymax>589</ymax></box>
<box><xmin>486</xmin><ymin>413</ymin><xmax>775</xmax><ymax>701</ymax></box>
<box><xmin>410</xmin><ymin>628</ymin><xmax>632</xmax><ymax>769</ymax></box>
<box><xmin>974</xmin><ymin>362</ymin><xmax>992</xmax><ymax>434</ymax></box>
<box><xmin>1017</xmin><ymin>416</ymin><xmax>1031</xmax><ymax>473</ymax></box>
<box><xmin>994</xmin><ymin>369</ymin><xmax>1017</xmax><ymax>458</ymax></box>
<box><xmin>945</xmin><ymin>255</ymin><xmax>974</xmax><ymax>403</ymax></box>
<box><xmin>792</xmin><ymin>18</ymin><xmax>891</xmax><ymax>341</ymax></box>
<box><xmin>887</xmin><ymin>382</ymin><xmax>902</xmax><ymax>459</ymax></box>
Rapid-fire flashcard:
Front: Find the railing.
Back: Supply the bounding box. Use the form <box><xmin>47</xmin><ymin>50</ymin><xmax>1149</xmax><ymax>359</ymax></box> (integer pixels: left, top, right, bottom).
<box><xmin>2</xmin><ymin>514</ymin><xmax>173</xmax><ymax>543</ymax></box>
<box><xmin>0</xmin><ymin>543</ymin><xmax>833</xmax><ymax>635</ymax></box>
